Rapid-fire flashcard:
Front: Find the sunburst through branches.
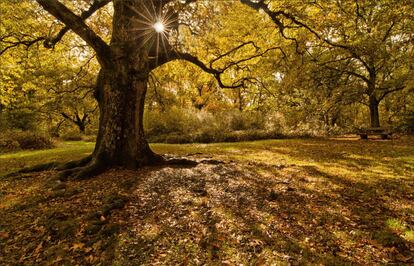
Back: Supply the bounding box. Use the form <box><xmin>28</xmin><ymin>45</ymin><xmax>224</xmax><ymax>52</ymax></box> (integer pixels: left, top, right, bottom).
<box><xmin>153</xmin><ymin>21</ymin><xmax>165</xmax><ymax>33</ymax></box>
<box><xmin>128</xmin><ymin>1</ymin><xmax>177</xmax><ymax>62</ymax></box>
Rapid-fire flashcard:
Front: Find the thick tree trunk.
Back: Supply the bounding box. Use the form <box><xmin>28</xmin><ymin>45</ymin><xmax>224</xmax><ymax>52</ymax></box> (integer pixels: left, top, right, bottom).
<box><xmin>36</xmin><ymin>0</ymin><xmax>197</xmax><ymax>179</ymax></box>
<box><xmin>369</xmin><ymin>95</ymin><xmax>380</xmax><ymax>128</ymax></box>
<box><xmin>63</xmin><ymin>68</ymin><xmax>163</xmax><ymax>179</ymax></box>
<box><xmin>62</xmin><ymin>0</ymin><xmax>165</xmax><ymax>178</ymax></box>
<box><xmin>94</xmin><ymin>69</ymin><xmax>160</xmax><ymax>168</ymax></box>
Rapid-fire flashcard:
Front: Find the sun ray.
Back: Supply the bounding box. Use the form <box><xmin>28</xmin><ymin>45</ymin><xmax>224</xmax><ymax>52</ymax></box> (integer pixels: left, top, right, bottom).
<box><xmin>160</xmin><ymin>32</ymin><xmax>169</xmax><ymax>55</ymax></box>
<box><xmin>127</xmin><ymin>4</ymin><xmax>153</xmax><ymax>24</ymax></box>
<box><xmin>141</xmin><ymin>1</ymin><xmax>157</xmax><ymax>23</ymax></box>
<box><xmin>155</xmin><ymin>33</ymin><xmax>160</xmax><ymax>65</ymax></box>
<box><xmin>125</xmin><ymin>0</ymin><xmax>176</xmax><ymax>59</ymax></box>
<box><xmin>130</xmin><ymin>17</ymin><xmax>154</xmax><ymax>28</ymax></box>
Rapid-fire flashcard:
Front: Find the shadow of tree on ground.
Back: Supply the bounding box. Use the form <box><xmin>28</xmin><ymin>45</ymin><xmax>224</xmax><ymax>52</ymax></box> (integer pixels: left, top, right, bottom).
<box><xmin>115</xmin><ymin>157</ymin><xmax>414</xmax><ymax>265</ymax></box>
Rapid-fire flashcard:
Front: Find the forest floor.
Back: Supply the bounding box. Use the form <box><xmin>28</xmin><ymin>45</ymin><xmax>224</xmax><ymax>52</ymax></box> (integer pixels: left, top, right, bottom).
<box><xmin>0</xmin><ymin>137</ymin><xmax>413</xmax><ymax>265</ymax></box>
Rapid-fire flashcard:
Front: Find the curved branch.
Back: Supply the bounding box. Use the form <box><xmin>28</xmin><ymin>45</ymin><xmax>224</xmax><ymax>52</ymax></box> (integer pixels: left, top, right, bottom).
<box><xmin>240</xmin><ymin>0</ymin><xmax>372</xmax><ymax>71</ymax></box>
<box><xmin>379</xmin><ymin>86</ymin><xmax>405</xmax><ymax>101</ymax></box>
<box><xmin>0</xmin><ymin>36</ymin><xmax>45</xmax><ymax>56</ymax></box>
<box><xmin>44</xmin><ymin>0</ymin><xmax>112</xmax><ymax>48</ymax></box>
<box><xmin>36</xmin><ymin>0</ymin><xmax>111</xmax><ymax>67</ymax></box>
<box><xmin>169</xmin><ymin>52</ymin><xmax>247</xmax><ymax>89</ymax></box>
<box><xmin>168</xmin><ymin>42</ymin><xmax>280</xmax><ymax>89</ymax></box>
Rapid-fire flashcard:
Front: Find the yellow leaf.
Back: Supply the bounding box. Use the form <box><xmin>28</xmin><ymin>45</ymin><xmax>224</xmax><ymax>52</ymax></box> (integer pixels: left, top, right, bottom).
<box><xmin>33</xmin><ymin>242</ymin><xmax>43</xmax><ymax>255</ymax></box>
<box><xmin>70</xmin><ymin>242</ymin><xmax>85</xmax><ymax>251</ymax></box>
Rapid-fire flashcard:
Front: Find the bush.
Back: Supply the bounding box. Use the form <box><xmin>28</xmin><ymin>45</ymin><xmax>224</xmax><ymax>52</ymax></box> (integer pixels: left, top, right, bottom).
<box><xmin>0</xmin><ymin>130</ymin><xmax>55</xmax><ymax>153</ymax></box>
<box><xmin>60</xmin><ymin>132</ymin><xmax>96</xmax><ymax>142</ymax></box>
<box><xmin>81</xmin><ymin>135</ymin><xmax>96</xmax><ymax>142</ymax></box>
<box><xmin>60</xmin><ymin>133</ymin><xmax>83</xmax><ymax>141</ymax></box>
<box><xmin>144</xmin><ymin>107</ymin><xmax>285</xmax><ymax>144</ymax></box>
<box><xmin>3</xmin><ymin>109</ymin><xmax>39</xmax><ymax>131</ymax></box>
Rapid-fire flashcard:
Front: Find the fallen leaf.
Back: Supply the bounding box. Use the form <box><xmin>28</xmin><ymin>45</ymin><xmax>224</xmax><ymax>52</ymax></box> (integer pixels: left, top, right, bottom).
<box><xmin>0</xmin><ymin>231</ymin><xmax>9</xmax><ymax>239</ymax></box>
<box><xmin>33</xmin><ymin>242</ymin><xmax>43</xmax><ymax>255</ymax></box>
<box><xmin>396</xmin><ymin>254</ymin><xmax>412</xmax><ymax>262</ymax></box>
<box><xmin>70</xmin><ymin>243</ymin><xmax>85</xmax><ymax>251</ymax></box>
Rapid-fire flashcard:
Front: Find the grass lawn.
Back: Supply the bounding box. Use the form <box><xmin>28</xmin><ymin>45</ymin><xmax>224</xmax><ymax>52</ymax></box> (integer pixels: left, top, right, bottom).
<box><xmin>0</xmin><ymin>137</ymin><xmax>413</xmax><ymax>265</ymax></box>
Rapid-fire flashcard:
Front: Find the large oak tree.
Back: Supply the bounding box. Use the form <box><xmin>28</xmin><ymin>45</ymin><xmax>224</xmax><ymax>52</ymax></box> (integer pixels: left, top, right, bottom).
<box><xmin>32</xmin><ymin>0</ymin><xmax>274</xmax><ymax>178</ymax></box>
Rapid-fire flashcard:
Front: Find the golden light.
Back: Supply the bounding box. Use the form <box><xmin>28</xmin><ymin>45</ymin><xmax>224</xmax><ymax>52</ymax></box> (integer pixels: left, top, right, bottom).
<box><xmin>128</xmin><ymin>2</ymin><xmax>176</xmax><ymax>61</ymax></box>
<box><xmin>153</xmin><ymin>21</ymin><xmax>165</xmax><ymax>33</ymax></box>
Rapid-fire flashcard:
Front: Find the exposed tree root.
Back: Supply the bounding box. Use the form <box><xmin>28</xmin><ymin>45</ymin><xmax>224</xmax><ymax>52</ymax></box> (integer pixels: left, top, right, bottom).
<box><xmin>3</xmin><ymin>162</ymin><xmax>59</xmax><ymax>178</ymax></box>
<box><xmin>142</xmin><ymin>153</ymin><xmax>199</xmax><ymax>168</ymax></box>
<box><xmin>60</xmin><ymin>154</ymin><xmax>200</xmax><ymax>180</ymax></box>
<box><xmin>199</xmin><ymin>159</ymin><xmax>225</xmax><ymax>165</ymax></box>
<box><xmin>58</xmin><ymin>158</ymin><xmax>106</xmax><ymax>180</ymax></box>
<box><xmin>163</xmin><ymin>158</ymin><xmax>199</xmax><ymax>167</ymax></box>
<box><xmin>55</xmin><ymin>155</ymin><xmax>93</xmax><ymax>171</ymax></box>
<box><xmin>154</xmin><ymin>153</ymin><xmax>199</xmax><ymax>167</ymax></box>
<box><xmin>3</xmin><ymin>156</ymin><xmax>92</xmax><ymax>179</ymax></box>
<box><xmin>4</xmin><ymin>153</ymin><xmax>202</xmax><ymax>181</ymax></box>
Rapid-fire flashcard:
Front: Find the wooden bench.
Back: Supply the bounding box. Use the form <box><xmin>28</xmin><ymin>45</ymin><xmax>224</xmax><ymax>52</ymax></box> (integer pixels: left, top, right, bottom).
<box><xmin>357</xmin><ymin>128</ymin><xmax>391</xmax><ymax>140</ymax></box>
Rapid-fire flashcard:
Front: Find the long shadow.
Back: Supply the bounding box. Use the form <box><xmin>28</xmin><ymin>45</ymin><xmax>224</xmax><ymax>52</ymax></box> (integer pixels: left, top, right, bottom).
<box><xmin>119</xmin><ymin>164</ymin><xmax>345</xmax><ymax>264</ymax></box>
<box><xmin>295</xmin><ymin>165</ymin><xmax>413</xmax><ymax>261</ymax></box>
<box><xmin>117</xmin><ymin>155</ymin><xmax>414</xmax><ymax>265</ymax></box>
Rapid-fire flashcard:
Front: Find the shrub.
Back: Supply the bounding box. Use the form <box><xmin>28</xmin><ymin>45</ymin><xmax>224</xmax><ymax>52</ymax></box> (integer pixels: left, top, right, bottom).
<box><xmin>0</xmin><ymin>138</ymin><xmax>20</xmax><ymax>152</ymax></box>
<box><xmin>81</xmin><ymin>135</ymin><xmax>97</xmax><ymax>142</ymax></box>
<box><xmin>4</xmin><ymin>109</ymin><xmax>39</xmax><ymax>131</ymax></box>
<box><xmin>0</xmin><ymin>130</ymin><xmax>55</xmax><ymax>153</ymax></box>
<box><xmin>60</xmin><ymin>133</ymin><xmax>83</xmax><ymax>141</ymax></box>
<box><xmin>228</xmin><ymin>111</ymin><xmax>266</xmax><ymax>131</ymax></box>
<box><xmin>144</xmin><ymin>107</ymin><xmax>285</xmax><ymax>143</ymax></box>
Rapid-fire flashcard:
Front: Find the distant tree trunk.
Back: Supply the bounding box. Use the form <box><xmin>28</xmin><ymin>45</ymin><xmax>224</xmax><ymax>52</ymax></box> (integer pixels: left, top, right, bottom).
<box><xmin>78</xmin><ymin>123</ymin><xmax>86</xmax><ymax>134</ymax></box>
<box><xmin>60</xmin><ymin>112</ymin><xmax>87</xmax><ymax>134</ymax></box>
<box><xmin>237</xmin><ymin>88</ymin><xmax>243</xmax><ymax>112</ymax></box>
<box><xmin>51</xmin><ymin>119</ymin><xmax>65</xmax><ymax>137</ymax></box>
<box><xmin>369</xmin><ymin>95</ymin><xmax>380</xmax><ymax>128</ymax></box>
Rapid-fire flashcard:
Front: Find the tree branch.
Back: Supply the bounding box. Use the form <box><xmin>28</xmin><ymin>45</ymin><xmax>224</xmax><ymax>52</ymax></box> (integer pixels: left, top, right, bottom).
<box><xmin>168</xmin><ymin>52</ymin><xmax>251</xmax><ymax>89</ymax></box>
<box><xmin>36</xmin><ymin>0</ymin><xmax>111</xmax><ymax>67</ymax></box>
<box><xmin>240</xmin><ymin>0</ymin><xmax>373</xmax><ymax>71</ymax></box>
<box><xmin>163</xmin><ymin>40</ymin><xmax>279</xmax><ymax>89</ymax></box>
<box><xmin>379</xmin><ymin>86</ymin><xmax>405</xmax><ymax>101</ymax></box>
<box><xmin>0</xmin><ymin>36</ymin><xmax>45</xmax><ymax>56</ymax></box>
<box><xmin>44</xmin><ymin>0</ymin><xmax>112</xmax><ymax>48</ymax></box>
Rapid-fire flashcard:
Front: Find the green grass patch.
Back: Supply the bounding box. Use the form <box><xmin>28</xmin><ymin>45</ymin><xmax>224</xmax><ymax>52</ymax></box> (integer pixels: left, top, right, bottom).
<box><xmin>0</xmin><ymin>141</ymin><xmax>94</xmax><ymax>176</ymax></box>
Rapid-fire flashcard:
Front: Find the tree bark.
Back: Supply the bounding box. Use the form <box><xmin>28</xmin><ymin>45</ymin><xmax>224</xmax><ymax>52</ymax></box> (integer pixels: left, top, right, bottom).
<box><xmin>369</xmin><ymin>95</ymin><xmax>380</xmax><ymax>128</ymax></box>
<box><xmin>61</xmin><ymin>0</ymin><xmax>165</xmax><ymax>178</ymax></box>
<box><xmin>93</xmin><ymin>70</ymin><xmax>160</xmax><ymax>167</ymax></box>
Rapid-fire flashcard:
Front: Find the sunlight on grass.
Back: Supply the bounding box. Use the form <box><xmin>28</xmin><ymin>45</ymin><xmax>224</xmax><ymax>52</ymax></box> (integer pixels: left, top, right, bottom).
<box><xmin>387</xmin><ymin>218</ymin><xmax>414</xmax><ymax>242</ymax></box>
<box><xmin>0</xmin><ymin>142</ymin><xmax>93</xmax><ymax>159</ymax></box>
<box><xmin>0</xmin><ymin>141</ymin><xmax>95</xmax><ymax>176</ymax></box>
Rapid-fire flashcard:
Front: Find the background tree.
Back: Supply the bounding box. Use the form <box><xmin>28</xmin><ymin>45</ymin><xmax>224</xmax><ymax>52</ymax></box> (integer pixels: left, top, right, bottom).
<box><xmin>242</xmin><ymin>0</ymin><xmax>414</xmax><ymax>128</ymax></box>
